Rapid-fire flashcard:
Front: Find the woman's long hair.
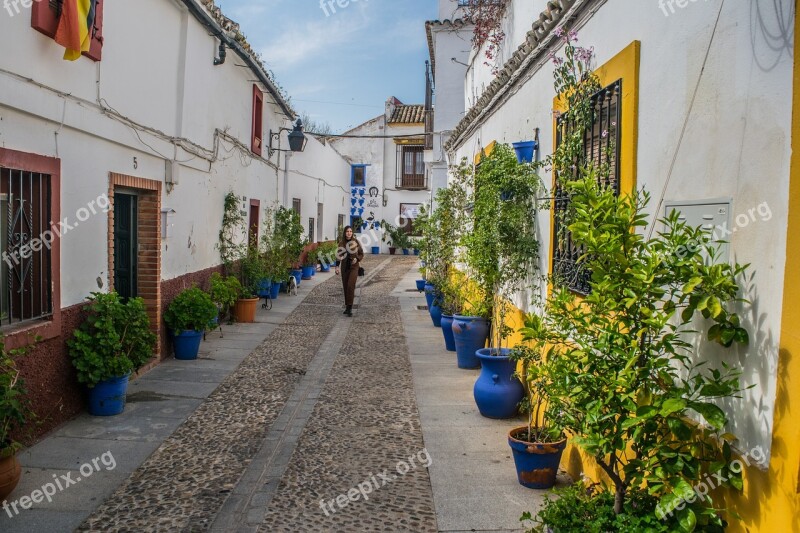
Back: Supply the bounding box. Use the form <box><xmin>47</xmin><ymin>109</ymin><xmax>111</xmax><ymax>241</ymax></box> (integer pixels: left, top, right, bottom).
<box><xmin>339</xmin><ymin>226</ymin><xmax>354</xmax><ymax>248</ymax></box>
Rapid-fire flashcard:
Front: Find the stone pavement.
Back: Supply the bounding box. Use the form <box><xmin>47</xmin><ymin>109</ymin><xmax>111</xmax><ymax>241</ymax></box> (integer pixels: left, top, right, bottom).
<box><xmin>1</xmin><ymin>255</ymin><xmax>561</xmax><ymax>532</ymax></box>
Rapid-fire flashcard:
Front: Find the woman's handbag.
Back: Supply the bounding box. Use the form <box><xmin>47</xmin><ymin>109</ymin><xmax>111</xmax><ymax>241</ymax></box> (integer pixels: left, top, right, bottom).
<box><xmin>358</xmin><ymin>267</ymin><xmax>365</xmax><ymax>277</ymax></box>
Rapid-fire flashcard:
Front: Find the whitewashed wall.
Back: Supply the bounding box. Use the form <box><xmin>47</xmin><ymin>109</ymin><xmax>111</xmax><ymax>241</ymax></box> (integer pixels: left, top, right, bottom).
<box><xmin>0</xmin><ymin>0</ymin><xmax>351</xmax><ymax>306</ymax></box>
<box><xmin>450</xmin><ymin>0</ymin><xmax>795</xmax><ymax>457</ymax></box>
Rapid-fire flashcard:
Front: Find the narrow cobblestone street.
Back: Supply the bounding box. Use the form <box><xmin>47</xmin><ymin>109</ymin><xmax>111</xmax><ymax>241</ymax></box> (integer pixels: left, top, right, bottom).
<box><xmin>1</xmin><ymin>255</ymin><xmax>553</xmax><ymax>532</ymax></box>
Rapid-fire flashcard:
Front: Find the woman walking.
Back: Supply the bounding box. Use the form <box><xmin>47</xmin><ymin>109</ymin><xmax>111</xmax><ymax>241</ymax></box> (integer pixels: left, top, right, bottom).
<box><xmin>335</xmin><ymin>226</ymin><xmax>364</xmax><ymax>317</ymax></box>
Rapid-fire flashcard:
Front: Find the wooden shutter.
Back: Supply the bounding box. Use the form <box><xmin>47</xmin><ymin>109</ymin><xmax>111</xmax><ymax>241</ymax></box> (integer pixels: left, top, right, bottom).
<box><xmin>32</xmin><ymin>0</ymin><xmax>105</xmax><ymax>62</ymax></box>
<box><xmin>252</xmin><ymin>85</ymin><xmax>264</xmax><ymax>156</ymax></box>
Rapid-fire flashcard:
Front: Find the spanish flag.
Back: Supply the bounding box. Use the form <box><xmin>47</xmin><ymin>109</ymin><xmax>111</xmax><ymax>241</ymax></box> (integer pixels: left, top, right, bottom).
<box><xmin>54</xmin><ymin>0</ymin><xmax>97</xmax><ymax>61</ymax></box>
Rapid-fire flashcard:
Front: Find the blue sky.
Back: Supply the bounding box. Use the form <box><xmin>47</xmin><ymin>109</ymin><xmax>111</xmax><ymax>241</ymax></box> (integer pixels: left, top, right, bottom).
<box><xmin>221</xmin><ymin>0</ymin><xmax>438</xmax><ymax>133</ymax></box>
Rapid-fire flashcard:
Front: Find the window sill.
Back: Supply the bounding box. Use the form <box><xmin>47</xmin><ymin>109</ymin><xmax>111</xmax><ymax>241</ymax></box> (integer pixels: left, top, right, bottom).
<box><xmin>2</xmin><ymin>313</ymin><xmax>62</xmax><ymax>349</ymax></box>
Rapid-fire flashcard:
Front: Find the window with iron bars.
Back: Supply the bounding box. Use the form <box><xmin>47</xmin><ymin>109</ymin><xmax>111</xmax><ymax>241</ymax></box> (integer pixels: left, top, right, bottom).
<box><xmin>0</xmin><ymin>168</ymin><xmax>53</xmax><ymax>327</ymax></box>
<box><xmin>552</xmin><ymin>79</ymin><xmax>622</xmax><ymax>294</ymax></box>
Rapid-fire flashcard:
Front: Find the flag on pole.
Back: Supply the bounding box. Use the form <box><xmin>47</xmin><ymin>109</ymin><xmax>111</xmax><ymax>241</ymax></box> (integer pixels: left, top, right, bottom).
<box><xmin>54</xmin><ymin>0</ymin><xmax>97</xmax><ymax>61</ymax></box>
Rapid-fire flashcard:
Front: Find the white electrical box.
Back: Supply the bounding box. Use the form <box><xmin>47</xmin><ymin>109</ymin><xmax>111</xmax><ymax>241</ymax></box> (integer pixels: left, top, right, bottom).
<box><xmin>664</xmin><ymin>199</ymin><xmax>732</xmax><ymax>263</ymax></box>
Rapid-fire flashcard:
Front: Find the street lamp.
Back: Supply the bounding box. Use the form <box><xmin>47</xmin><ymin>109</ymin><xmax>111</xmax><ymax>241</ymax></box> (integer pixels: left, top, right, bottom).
<box><xmin>269</xmin><ymin>119</ymin><xmax>308</xmax><ymax>156</ymax></box>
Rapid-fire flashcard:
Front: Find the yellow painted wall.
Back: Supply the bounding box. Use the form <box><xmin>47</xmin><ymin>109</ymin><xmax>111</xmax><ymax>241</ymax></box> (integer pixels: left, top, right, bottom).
<box><xmin>716</xmin><ymin>8</ymin><xmax>800</xmax><ymax>531</ymax></box>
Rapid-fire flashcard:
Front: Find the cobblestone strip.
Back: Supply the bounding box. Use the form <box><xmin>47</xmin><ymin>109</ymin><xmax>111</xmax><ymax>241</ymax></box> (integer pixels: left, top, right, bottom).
<box><xmin>211</xmin><ymin>258</ymin><xmax>395</xmax><ymax>532</ymax></box>
<box><xmin>77</xmin><ymin>275</ymin><xmax>348</xmax><ymax>532</ymax></box>
<box><xmin>259</xmin><ymin>257</ymin><xmax>438</xmax><ymax>532</ymax></box>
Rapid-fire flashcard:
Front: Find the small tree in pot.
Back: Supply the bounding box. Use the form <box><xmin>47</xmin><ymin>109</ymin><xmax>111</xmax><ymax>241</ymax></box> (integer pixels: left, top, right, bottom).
<box><xmin>0</xmin><ymin>337</ymin><xmax>36</xmax><ymax>500</ymax></box>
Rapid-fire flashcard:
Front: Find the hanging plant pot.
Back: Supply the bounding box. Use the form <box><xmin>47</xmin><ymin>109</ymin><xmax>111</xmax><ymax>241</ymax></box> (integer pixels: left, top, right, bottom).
<box><xmin>512</xmin><ymin>140</ymin><xmax>537</xmax><ymax>163</ymax></box>
<box><xmin>233</xmin><ymin>297</ymin><xmax>259</xmax><ymax>323</ymax></box>
<box><xmin>440</xmin><ymin>314</ymin><xmax>456</xmax><ymax>352</ymax></box>
<box><xmin>371</xmin><ymin>246</ymin><xmax>380</xmax><ymax>255</ymax></box>
<box><xmin>451</xmin><ymin>315</ymin><xmax>488</xmax><ymax>369</ymax></box>
<box><xmin>0</xmin><ymin>451</ymin><xmax>22</xmax><ymax>501</ymax></box>
<box><xmin>88</xmin><ymin>374</ymin><xmax>130</xmax><ymax>416</ymax></box>
<box><xmin>301</xmin><ymin>266</ymin><xmax>315</xmax><ymax>280</ymax></box>
<box><xmin>508</xmin><ymin>426</ymin><xmax>567</xmax><ymax>489</ymax></box>
<box><xmin>429</xmin><ymin>302</ymin><xmax>443</xmax><ymax>328</ymax></box>
<box><xmin>474</xmin><ymin>348</ymin><xmax>524</xmax><ymax>418</ymax></box>
<box><xmin>172</xmin><ymin>330</ymin><xmax>203</xmax><ymax>360</ymax></box>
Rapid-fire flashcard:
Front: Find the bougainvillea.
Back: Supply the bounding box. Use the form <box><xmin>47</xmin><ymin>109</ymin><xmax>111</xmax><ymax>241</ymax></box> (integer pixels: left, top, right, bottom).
<box><xmin>462</xmin><ymin>0</ymin><xmax>508</xmax><ymax>72</ymax></box>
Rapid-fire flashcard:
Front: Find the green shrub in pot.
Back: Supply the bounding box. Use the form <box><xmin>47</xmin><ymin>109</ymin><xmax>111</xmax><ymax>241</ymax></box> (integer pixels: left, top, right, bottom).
<box><xmin>209</xmin><ymin>273</ymin><xmax>241</xmax><ymax>322</ymax></box>
<box><xmin>68</xmin><ymin>292</ymin><xmax>156</xmax><ymax>388</ymax></box>
<box><xmin>164</xmin><ymin>286</ymin><xmax>218</xmax><ymax>335</ymax></box>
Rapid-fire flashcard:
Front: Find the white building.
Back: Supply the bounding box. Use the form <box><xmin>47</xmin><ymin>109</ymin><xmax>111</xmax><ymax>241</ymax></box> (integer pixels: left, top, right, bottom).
<box><xmin>330</xmin><ymin>97</ymin><xmax>431</xmax><ymax>251</ymax></box>
<box><xmin>0</xmin><ymin>0</ymin><xmax>351</xmax><ymax>434</ymax></box>
<box><xmin>425</xmin><ymin>1</ymin><xmax>473</xmax><ymax>194</ymax></box>
<box><xmin>443</xmin><ymin>0</ymin><xmax>798</xmax><ymax>527</ymax></box>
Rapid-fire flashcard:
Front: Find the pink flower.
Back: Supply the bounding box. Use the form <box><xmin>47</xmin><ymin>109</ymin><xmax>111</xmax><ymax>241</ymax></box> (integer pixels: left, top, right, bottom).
<box><xmin>602</xmin><ymin>130</ymin><xmax>609</xmax><ymax>138</ymax></box>
<box><xmin>568</xmin><ymin>30</ymin><xmax>578</xmax><ymax>41</ymax></box>
<box><xmin>554</xmin><ymin>27</ymin><xmax>565</xmax><ymax>38</ymax></box>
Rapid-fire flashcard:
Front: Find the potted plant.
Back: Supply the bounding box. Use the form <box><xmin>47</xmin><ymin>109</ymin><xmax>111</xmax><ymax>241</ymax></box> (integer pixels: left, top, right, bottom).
<box><xmin>68</xmin><ymin>292</ymin><xmax>156</xmax><ymax>416</ymax></box>
<box><xmin>273</xmin><ymin>206</ymin><xmax>306</xmax><ymax>286</ymax></box>
<box><xmin>0</xmin><ymin>336</ymin><xmax>35</xmax><ymax>500</ymax></box>
<box><xmin>301</xmin><ymin>247</ymin><xmax>317</xmax><ymax>280</ymax></box>
<box><xmin>164</xmin><ymin>286</ymin><xmax>218</xmax><ymax>360</ymax></box>
<box><xmin>505</xmin><ymin>315</ymin><xmax>566</xmax><ymax>488</ymax></box>
<box><xmin>381</xmin><ymin>220</ymin><xmax>400</xmax><ymax>255</ymax></box>
<box><xmin>463</xmin><ymin>143</ymin><xmax>543</xmax><ymax>407</ymax></box>
<box><xmin>208</xmin><ymin>273</ymin><xmax>241</xmax><ymax>326</ymax></box>
<box><xmin>316</xmin><ymin>241</ymin><xmax>338</xmax><ymax>272</ymax></box>
<box><xmin>233</xmin><ymin>247</ymin><xmax>265</xmax><ymax>323</ymax></box>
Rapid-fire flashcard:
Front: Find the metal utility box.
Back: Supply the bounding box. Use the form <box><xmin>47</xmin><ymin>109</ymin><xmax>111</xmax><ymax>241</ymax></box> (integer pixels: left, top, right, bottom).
<box><xmin>664</xmin><ymin>199</ymin><xmax>732</xmax><ymax>263</ymax></box>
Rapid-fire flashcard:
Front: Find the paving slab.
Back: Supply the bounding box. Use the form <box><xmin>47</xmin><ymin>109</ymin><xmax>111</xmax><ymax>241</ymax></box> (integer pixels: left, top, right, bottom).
<box><xmin>398</xmin><ymin>264</ymin><xmax>565</xmax><ymax>533</ymax></box>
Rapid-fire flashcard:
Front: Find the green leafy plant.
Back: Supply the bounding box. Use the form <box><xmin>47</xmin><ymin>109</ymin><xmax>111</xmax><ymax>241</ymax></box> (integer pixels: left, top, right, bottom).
<box><xmin>510</xmin><ymin>313</ymin><xmax>564</xmax><ymax>444</ymax></box>
<box><xmin>539</xmin><ymin>177</ymin><xmax>746</xmax><ymax>529</ymax></box>
<box><xmin>218</xmin><ymin>191</ymin><xmax>246</xmax><ymax>273</ymax></box>
<box><xmin>273</xmin><ymin>206</ymin><xmax>307</xmax><ymax>269</ymax></box>
<box><xmin>68</xmin><ymin>292</ymin><xmax>156</xmax><ymax>388</ymax></box>
<box><xmin>315</xmin><ymin>241</ymin><xmax>339</xmax><ymax>268</ymax></box>
<box><xmin>462</xmin><ymin>143</ymin><xmax>545</xmax><ymax>346</ymax></box>
<box><xmin>208</xmin><ymin>273</ymin><xmax>241</xmax><ymax>321</ymax></box>
<box><xmin>164</xmin><ymin>286</ymin><xmax>219</xmax><ymax>334</ymax></box>
<box><xmin>0</xmin><ymin>337</ymin><xmax>36</xmax><ymax>452</ymax></box>
<box><xmin>522</xmin><ymin>482</ymin><xmax>678</xmax><ymax>533</ymax></box>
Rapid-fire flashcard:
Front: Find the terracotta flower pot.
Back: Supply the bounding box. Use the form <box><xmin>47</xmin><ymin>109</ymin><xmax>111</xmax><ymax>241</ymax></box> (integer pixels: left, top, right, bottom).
<box><xmin>233</xmin><ymin>298</ymin><xmax>259</xmax><ymax>323</ymax></box>
<box><xmin>0</xmin><ymin>451</ymin><xmax>22</xmax><ymax>501</ymax></box>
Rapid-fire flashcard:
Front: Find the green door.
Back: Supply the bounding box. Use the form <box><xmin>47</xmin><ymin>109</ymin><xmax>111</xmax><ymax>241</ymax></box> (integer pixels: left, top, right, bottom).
<box><xmin>114</xmin><ymin>193</ymin><xmax>137</xmax><ymax>300</ymax></box>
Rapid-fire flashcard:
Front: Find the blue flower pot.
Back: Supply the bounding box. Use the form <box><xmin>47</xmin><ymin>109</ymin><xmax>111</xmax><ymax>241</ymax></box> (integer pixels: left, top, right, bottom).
<box><xmin>301</xmin><ymin>266</ymin><xmax>315</xmax><ymax>280</ymax></box>
<box><xmin>256</xmin><ymin>279</ymin><xmax>272</xmax><ymax>298</ymax></box>
<box><xmin>474</xmin><ymin>348</ymin><xmax>524</xmax><ymax>419</ymax></box>
<box><xmin>508</xmin><ymin>427</ymin><xmax>567</xmax><ymax>489</ymax></box>
<box><xmin>269</xmin><ymin>282</ymin><xmax>281</xmax><ymax>300</ymax></box>
<box><xmin>173</xmin><ymin>330</ymin><xmax>203</xmax><ymax>360</ymax></box>
<box><xmin>415</xmin><ymin>279</ymin><xmax>426</xmax><ymax>291</ymax></box>
<box><xmin>320</xmin><ymin>263</ymin><xmax>331</xmax><ymax>273</ymax></box>
<box><xmin>429</xmin><ymin>303</ymin><xmax>442</xmax><ymax>328</ymax></box>
<box><xmin>280</xmin><ymin>280</ymin><xmax>288</xmax><ymax>292</ymax></box>
<box><xmin>402</xmin><ymin>249</ymin><xmax>410</xmax><ymax>256</ymax></box>
<box><xmin>424</xmin><ymin>283</ymin><xmax>436</xmax><ymax>309</ymax></box>
<box><xmin>413</xmin><ymin>249</ymin><xmax>420</xmax><ymax>256</ymax></box>
<box><xmin>371</xmin><ymin>246</ymin><xmax>380</xmax><ymax>255</ymax></box>
<box><xmin>291</xmin><ymin>269</ymin><xmax>303</xmax><ymax>285</ymax></box>
<box><xmin>512</xmin><ymin>140</ymin><xmax>537</xmax><ymax>163</ymax></box>
<box><xmin>441</xmin><ymin>314</ymin><xmax>456</xmax><ymax>352</ymax></box>
<box><xmin>451</xmin><ymin>315</ymin><xmax>488</xmax><ymax>369</ymax></box>
<box><xmin>88</xmin><ymin>374</ymin><xmax>130</xmax><ymax>416</ymax></box>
